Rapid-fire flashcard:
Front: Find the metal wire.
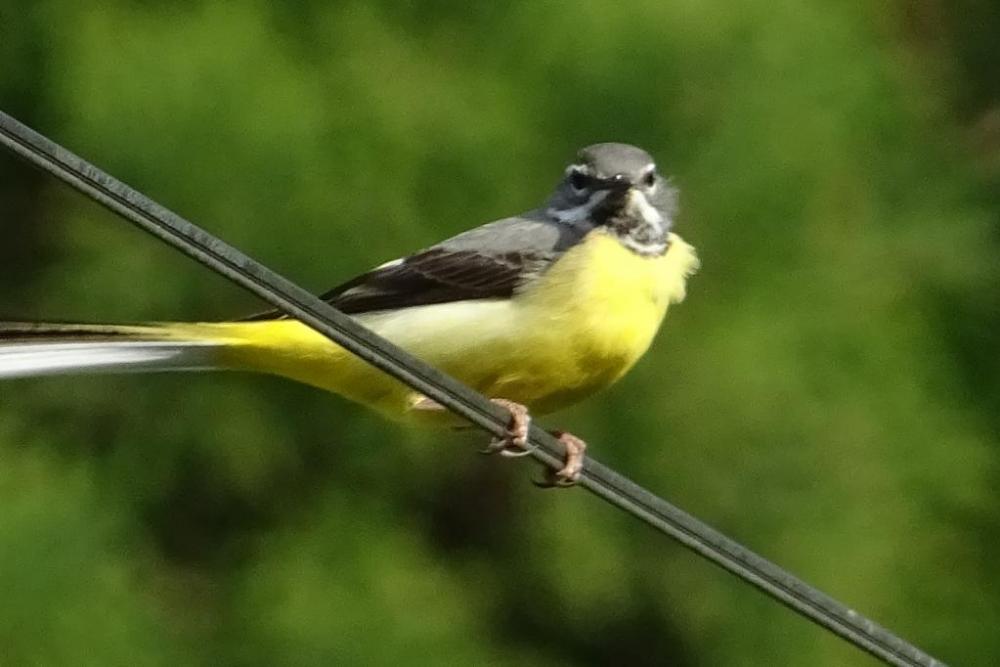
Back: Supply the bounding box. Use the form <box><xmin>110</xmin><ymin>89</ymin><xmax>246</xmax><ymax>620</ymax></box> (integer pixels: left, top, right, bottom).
<box><xmin>0</xmin><ymin>109</ymin><xmax>946</xmax><ymax>667</ymax></box>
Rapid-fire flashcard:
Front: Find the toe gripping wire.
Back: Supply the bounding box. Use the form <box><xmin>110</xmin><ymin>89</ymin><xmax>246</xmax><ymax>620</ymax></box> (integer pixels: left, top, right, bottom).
<box><xmin>0</xmin><ymin>110</ymin><xmax>946</xmax><ymax>667</ymax></box>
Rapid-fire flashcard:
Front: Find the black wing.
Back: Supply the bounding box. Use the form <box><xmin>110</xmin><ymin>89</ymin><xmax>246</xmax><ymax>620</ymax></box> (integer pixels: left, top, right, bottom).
<box><xmin>317</xmin><ymin>246</ymin><xmax>550</xmax><ymax>314</ymax></box>
<box><xmin>244</xmin><ymin>214</ymin><xmax>589</xmax><ymax>320</ymax></box>
<box><xmin>244</xmin><ymin>247</ymin><xmax>553</xmax><ymax>320</ymax></box>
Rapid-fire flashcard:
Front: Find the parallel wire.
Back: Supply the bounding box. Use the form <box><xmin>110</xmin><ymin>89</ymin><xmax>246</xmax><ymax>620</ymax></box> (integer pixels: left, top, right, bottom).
<box><xmin>0</xmin><ymin>110</ymin><xmax>946</xmax><ymax>667</ymax></box>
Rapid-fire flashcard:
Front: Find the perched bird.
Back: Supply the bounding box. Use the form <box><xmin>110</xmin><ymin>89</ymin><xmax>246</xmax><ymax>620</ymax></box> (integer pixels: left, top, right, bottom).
<box><xmin>0</xmin><ymin>143</ymin><xmax>698</xmax><ymax>484</ymax></box>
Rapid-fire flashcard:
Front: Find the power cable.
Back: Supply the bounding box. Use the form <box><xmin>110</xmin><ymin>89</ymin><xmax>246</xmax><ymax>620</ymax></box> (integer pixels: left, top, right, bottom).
<box><xmin>0</xmin><ymin>110</ymin><xmax>946</xmax><ymax>667</ymax></box>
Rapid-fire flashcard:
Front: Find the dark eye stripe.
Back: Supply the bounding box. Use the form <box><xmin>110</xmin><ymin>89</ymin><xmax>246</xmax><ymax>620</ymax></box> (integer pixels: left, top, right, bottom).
<box><xmin>569</xmin><ymin>170</ymin><xmax>589</xmax><ymax>191</ymax></box>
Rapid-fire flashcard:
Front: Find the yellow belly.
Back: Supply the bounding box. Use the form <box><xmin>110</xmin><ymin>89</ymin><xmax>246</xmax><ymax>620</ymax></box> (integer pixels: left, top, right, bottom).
<box><xmin>478</xmin><ymin>230</ymin><xmax>699</xmax><ymax>413</ymax></box>
<box><xmin>217</xmin><ymin>231</ymin><xmax>698</xmax><ymax>423</ymax></box>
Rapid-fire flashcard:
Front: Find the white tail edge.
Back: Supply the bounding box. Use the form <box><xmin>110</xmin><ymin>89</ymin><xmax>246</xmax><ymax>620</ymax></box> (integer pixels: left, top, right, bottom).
<box><xmin>0</xmin><ymin>340</ymin><xmax>221</xmax><ymax>379</ymax></box>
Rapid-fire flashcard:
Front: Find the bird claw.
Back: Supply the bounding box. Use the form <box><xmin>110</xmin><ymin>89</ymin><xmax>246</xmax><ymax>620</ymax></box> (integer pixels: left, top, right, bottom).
<box><xmin>499</xmin><ymin>446</ymin><xmax>535</xmax><ymax>458</ymax></box>
<box><xmin>533</xmin><ymin>475</ymin><xmax>577</xmax><ymax>489</ymax></box>
<box><xmin>478</xmin><ymin>441</ymin><xmax>535</xmax><ymax>458</ymax></box>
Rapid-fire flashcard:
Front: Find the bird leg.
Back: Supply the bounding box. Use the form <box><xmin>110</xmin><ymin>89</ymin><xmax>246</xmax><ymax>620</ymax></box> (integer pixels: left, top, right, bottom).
<box><xmin>413</xmin><ymin>395</ymin><xmax>586</xmax><ymax>485</ymax></box>
<box><xmin>485</xmin><ymin>400</ymin><xmax>588</xmax><ymax>486</ymax></box>
<box><xmin>412</xmin><ymin>396</ymin><xmax>533</xmax><ymax>456</ymax></box>
<box><xmin>481</xmin><ymin>398</ymin><xmax>533</xmax><ymax>457</ymax></box>
<box><xmin>535</xmin><ymin>430</ymin><xmax>587</xmax><ymax>487</ymax></box>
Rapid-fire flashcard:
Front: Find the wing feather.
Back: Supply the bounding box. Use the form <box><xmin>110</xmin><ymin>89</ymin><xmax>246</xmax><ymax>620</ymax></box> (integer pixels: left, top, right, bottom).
<box><xmin>245</xmin><ymin>213</ymin><xmax>589</xmax><ymax>319</ymax></box>
<box><xmin>319</xmin><ymin>247</ymin><xmax>542</xmax><ymax>314</ymax></box>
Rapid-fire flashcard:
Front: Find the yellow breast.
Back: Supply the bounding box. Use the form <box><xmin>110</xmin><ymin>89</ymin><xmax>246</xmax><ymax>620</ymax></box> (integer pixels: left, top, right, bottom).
<box><xmin>486</xmin><ymin>230</ymin><xmax>700</xmax><ymax>413</ymax></box>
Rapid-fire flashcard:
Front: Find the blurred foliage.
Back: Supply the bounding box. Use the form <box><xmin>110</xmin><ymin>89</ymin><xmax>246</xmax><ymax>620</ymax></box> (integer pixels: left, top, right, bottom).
<box><xmin>1</xmin><ymin>1</ymin><xmax>998</xmax><ymax>665</ymax></box>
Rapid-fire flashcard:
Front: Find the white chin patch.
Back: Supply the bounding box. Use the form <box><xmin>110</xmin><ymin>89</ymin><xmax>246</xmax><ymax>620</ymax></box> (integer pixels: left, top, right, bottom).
<box><xmin>621</xmin><ymin>189</ymin><xmax>668</xmax><ymax>255</ymax></box>
<box><xmin>627</xmin><ymin>189</ymin><xmax>663</xmax><ymax>230</ymax></box>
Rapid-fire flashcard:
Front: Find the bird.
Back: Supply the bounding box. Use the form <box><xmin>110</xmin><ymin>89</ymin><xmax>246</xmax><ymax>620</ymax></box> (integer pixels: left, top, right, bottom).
<box><xmin>0</xmin><ymin>143</ymin><xmax>699</xmax><ymax>485</ymax></box>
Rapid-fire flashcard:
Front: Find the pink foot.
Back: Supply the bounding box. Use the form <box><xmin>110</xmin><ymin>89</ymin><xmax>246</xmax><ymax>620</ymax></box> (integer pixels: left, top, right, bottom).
<box><xmin>481</xmin><ymin>398</ymin><xmax>533</xmax><ymax>457</ymax></box>
<box><xmin>535</xmin><ymin>430</ymin><xmax>587</xmax><ymax>487</ymax></box>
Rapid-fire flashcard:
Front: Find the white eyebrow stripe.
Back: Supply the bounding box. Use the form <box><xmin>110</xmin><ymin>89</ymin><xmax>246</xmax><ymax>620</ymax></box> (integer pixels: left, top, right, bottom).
<box><xmin>547</xmin><ymin>189</ymin><xmax>609</xmax><ymax>223</ymax></box>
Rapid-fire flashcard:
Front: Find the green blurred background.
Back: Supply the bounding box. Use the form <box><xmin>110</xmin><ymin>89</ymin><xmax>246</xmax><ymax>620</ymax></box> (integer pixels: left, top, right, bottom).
<box><xmin>1</xmin><ymin>1</ymin><xmax>998</xmax><ymax>665</ymax></box>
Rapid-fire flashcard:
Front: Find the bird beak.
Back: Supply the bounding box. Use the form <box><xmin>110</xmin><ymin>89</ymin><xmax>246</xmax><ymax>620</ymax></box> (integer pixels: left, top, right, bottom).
<box><xmin>604</xmin><ymin>173</ymin><xmax>632</xmax><ymax>194</ymax></box>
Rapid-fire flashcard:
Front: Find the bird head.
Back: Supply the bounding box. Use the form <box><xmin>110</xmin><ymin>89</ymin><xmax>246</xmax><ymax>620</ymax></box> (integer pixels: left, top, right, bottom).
<box><xmin>547</xmin><ymin>143</ymin><xmax>676</xmax><ymax>255</ymax></box>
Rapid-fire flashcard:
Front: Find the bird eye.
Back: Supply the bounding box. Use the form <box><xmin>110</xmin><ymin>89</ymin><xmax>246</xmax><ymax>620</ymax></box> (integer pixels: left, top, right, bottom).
<box><xmin>569</xmin><ymin>170</ymin><xmax>589</xmax><ymax>192</ymax></box>
<box><xmin>643</xmin><ymin>169</ymin><xmax>656</xmax><ymax>187</ymax></box>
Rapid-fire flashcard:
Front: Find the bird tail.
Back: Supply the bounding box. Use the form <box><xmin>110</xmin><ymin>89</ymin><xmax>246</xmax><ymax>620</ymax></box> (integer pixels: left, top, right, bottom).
<box><xmin>0</xmin><ymin>319</ymin><xmax>406</xmax><ymax>416</ymax></box>
<box><xmin>0</xmin><ymin>321</ymin><xmax>248</xmax><ymax>379</ymax></box>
